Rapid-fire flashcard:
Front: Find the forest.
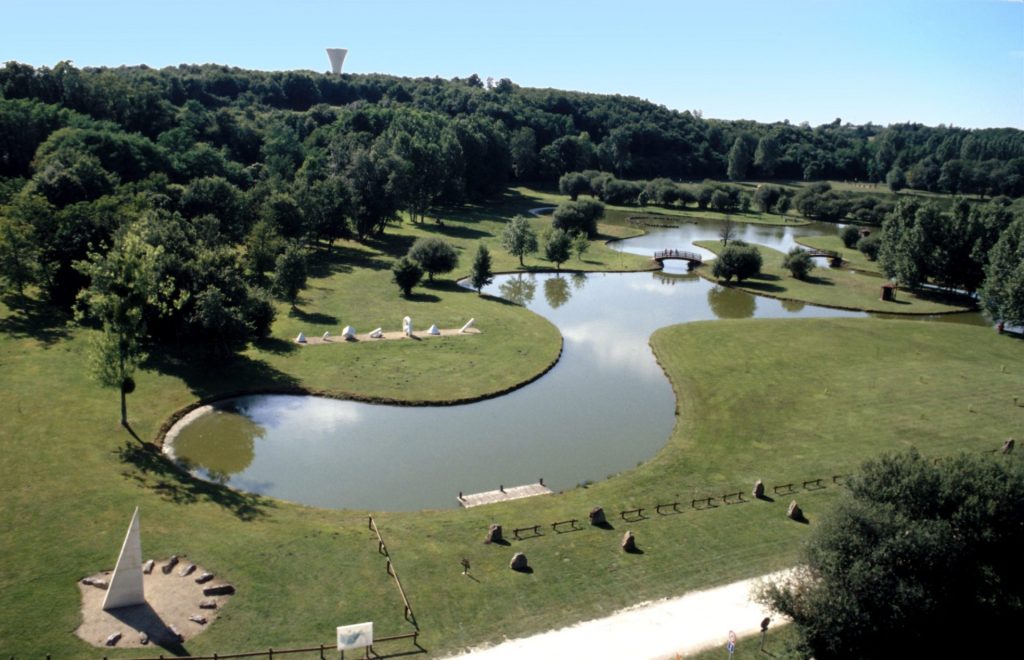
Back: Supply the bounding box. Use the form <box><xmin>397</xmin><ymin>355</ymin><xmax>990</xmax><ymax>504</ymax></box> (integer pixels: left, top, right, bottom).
<box><xmin>2</xmin><ymin>61</ymin><xmax>1024</xmax><ymax>365</ymax></box>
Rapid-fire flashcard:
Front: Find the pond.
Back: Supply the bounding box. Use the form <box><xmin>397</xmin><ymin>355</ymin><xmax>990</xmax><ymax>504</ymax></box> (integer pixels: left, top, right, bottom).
<box><xmin>166</xmin><ymin>219</ymin><xmax>983</xmax><ymax>511</ymax></box>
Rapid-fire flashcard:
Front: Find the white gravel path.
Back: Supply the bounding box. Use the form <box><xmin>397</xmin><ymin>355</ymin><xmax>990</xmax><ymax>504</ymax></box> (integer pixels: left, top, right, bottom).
<box><xmin>443</xmin><ymin>570</ymin><xmax>790</xmax><ymax>659</ymax></box>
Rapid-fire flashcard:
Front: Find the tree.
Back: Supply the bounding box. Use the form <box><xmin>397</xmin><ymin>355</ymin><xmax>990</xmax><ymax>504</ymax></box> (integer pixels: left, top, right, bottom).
<box><xmin>886</xmin><ymin>165</ymin><xmax>907</xmax><ymax>192</ymax></box>
<box><xmin>571</xmin><ymin>231</ymin><xmax>590</xmax><ymax>262</ymax></box>
<box><xmin>752</xmin><ymin>185</ymin><xmax>781</xmax><ymax>213</ymax></box>
<box><xmin>0</xmin><ymin>213</ymin><xmax>38</xmax><ymax>297</ymax></box>
<box><xmin>758</xmin><ymin>450</ymin><xmax>1024</xmax><ymax>659</ymax></box>
<box><xmin>782</xmin><ymin>246</ymin><xmax>815</xmax><ymax>280</ymax></box>
<box><xmin>726</xmin><ymin>134</ymin><xmax>755</xmax><ymax>181</ymax></box>
<box><xmin>711</xmin><ymin>244</ymin><xmax>762</xmax><ymax>282</ymax></box>
<box><xmin>391</xmin><ymin>256</ymin><xmax>422</xmax><ymax>297</ymax></box>
<box><xmin>77</xmin><ymin>224</ymin><xmax>165</xmax><ymax>427</ymax></box>
<box><xmin>558</xmin><ymin>171</ymin><xmax>591</xmax><ymax>200</ymax></box>
<box><xmin>551</xmin><ymin>199</ymin><xmax>604</xmax><ymax>237</ymax></box>
<box><xmin>839</xmin><ymin>224</ymin><xmax>861</xmax><ymax>249</ymax></box>
<box><xmin>243</xmin><ymin>219</ymin><xmax>284</xmax><ymax>281</ymax></box>
<box><xmin>718</xmin><ymin>218</ymin><xmax>736</xmax><ymax>246</ymax></box>
<box><xmin>501</xmin><ymin>215</ymin><xmax>538</xmax><ymax>267</ymax></box>
<box><xmin>857</xmin><ymin>234</ymin><xmax>881</xmax><ymax>261</ymax></box>
<box><xmin>878</xmin><ymin>201</ymin><xmax>934</xmax><ymax>289</ymax></box>
<box><xmin>272</xmin><ymin>243</ymin><xmax>307</xmax><ymax>307</ymax></box>
<box><xmin>753</xmin><ymin>134</ymin><xmax>781</xmax><ymax>177</ymax></box>
<box><xmin>543</xmin><ymin>228</ymin><xmax>572</xmax><ymax>272</ymax></box>
<box><xmin>980</xmin><ymin>216</ymin><xmax>1024</xmax><ymax>326</ymax></box>
<box><xmin>408</xmin><ymin>237</ymin><xmax>459</xmax><ymax>281</ymax></box>
<box><xmin>468</xmin><ymin>243</ymin><xmax>493</xmax><ymax>294</ymax></box>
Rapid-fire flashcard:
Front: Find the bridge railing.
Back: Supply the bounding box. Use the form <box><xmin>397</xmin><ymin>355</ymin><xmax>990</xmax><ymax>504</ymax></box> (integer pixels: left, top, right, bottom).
<box><xmin>653</xmin><ymin>250</ymin><xmax>702</xmax><ymax>263</ymax></box>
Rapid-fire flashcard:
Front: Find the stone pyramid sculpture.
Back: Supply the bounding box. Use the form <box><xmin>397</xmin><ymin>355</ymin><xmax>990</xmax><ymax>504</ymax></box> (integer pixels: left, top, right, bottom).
<box><xmin>102</xmin><ymin>507</ymin><xmax>145</xmax><ymax>610</ymax></box>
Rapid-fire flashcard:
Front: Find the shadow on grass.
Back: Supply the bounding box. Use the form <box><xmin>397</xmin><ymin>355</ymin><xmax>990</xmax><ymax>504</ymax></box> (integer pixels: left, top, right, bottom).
<box><xmin>404</xmin><ymin>292</ymin><xmax>441</xmax><ymax>303</ymax></box>
<box><xmin>624</xmin><ymin>545</ymin><xmax>646</xmax><ymax>555</ymax></box>
<box><xmin>0</xmin><ymin>294</ymin><xmax>72</xmax><ymax>345</ymax></box>
<box><xmin>593</xmin><ymin>520</ymin><xmax>616</xmax><ymax>530</ymax></box>
<box><xmin>740</xmin><ymin>274</ymin><xmax>786</xmax><ymax>294</ymax></box>
<box><xmin>144</xmin><ymin>349</ymin><xmax>301</xmax><ymax>401</ymax></box>
<box><xmin>289</xmin><ymin>306</ymin><xmax>339</xmax><ymax>325</ymax></box>
<box><xmin>117</xmin><ymin>441</ymin><xmax>274</xmax><ymax>521</ymax></box>
<box><xmin>252</xmin><ymin>336</ymin><xmax>299</xmax><ymax>355</ymax></box>
<box><xmin>307</xmin><ymin>243</ymin><xmax>394</xmax><ymax>277</ymax></box>
<box><xmin>417</xmin><ymin>221</ymin><xmax>490</xmax><ymax>241</ymax></box>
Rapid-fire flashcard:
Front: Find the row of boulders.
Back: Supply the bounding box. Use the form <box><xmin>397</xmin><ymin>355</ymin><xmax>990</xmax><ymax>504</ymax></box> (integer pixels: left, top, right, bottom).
<box><xmin>506</xmin><ymin>531</ymin><xmax>639</xmax><ymax>573</ymax></box>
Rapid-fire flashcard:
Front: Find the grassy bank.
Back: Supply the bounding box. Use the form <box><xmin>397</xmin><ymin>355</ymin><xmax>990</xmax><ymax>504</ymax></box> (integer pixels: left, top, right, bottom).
<box><xmin>694</xmin><ymin>240</ymin><xmax>974</xmax><ymax>314</ymax></box>
<box><xmin>795</xmin><ymin>234</ymin><xmax>880</xmax><ymax>274</ymax></box>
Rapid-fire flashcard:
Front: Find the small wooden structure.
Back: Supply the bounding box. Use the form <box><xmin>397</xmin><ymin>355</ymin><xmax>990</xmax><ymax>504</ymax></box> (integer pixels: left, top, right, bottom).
<box><xmin>457</xmin><ymin>481</ymin><xmax>552</xmax><ymax>508</ymax></box>
<box><xmin>880</xmin><ymin>282</ymin><xmax>898</xmax><ymax>301</ymax></box>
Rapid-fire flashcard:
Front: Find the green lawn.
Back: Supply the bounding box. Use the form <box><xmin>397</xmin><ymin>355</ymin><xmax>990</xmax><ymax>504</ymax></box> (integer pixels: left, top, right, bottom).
<box><xmin>2</xmin><ymin>190</ymin><xmax>1022</xmax><ymax>657</ymax></box>
<box><xmin>795</xmin><ymin>234</ymin><xmax>881</xmax><ymax>275</ymax></box>
<box><xmin>694</xmin><ymin>240</ymin><xmax>974</xmax><ymax>314</ymax></box>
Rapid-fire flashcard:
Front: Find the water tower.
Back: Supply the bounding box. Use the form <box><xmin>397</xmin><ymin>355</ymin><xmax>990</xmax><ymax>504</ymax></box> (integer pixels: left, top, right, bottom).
<box><xmin>326</xmin><ymin>48</ymin><xmax>348</xmax><ymax>74</ymax></box>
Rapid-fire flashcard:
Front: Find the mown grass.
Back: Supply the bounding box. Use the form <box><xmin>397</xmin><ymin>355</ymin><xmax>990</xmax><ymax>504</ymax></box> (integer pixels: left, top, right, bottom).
<box><xmin>694</xmin><ymin>240</ymin><xmax>974</xmax><ymax>314</ymax></box>
<box><xmin>2</xmin><ymin>191</ymin><xmax>1022</xmax><ymax>657</ymax></box>
<box><xmin>795</xmin><ymin>233</ymin><xmax>880</xmax><ymax>275</ymax></box>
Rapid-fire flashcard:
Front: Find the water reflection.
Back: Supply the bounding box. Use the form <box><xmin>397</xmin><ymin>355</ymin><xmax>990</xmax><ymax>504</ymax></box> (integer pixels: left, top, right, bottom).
<box><xmin>172</xmin><ymin>405</ymin><xmax>263</xmax><ymax>478</ymax></box>
<box><xmin>499</xmin><ymin>273</ymin><xmax>536</xmax><ymax>306</ymax></box>
<box><xmin>781</xmin><ymin>298</ymin><xmax>806</xmax><ymax>313</ymax></box>
<box><xmin>544</xmin><ymin>276</ymin><xmax>572</xmax><ymax>308</ymax></box>
<box><xmin>707</xmin><ymin>285</ymin><xmax>756</xmax><ymax>319</ymax></box>
<box><xmin>570</xmin><ymin>272</ymin><xmax>588</xmax><ymax>291</ymax></box>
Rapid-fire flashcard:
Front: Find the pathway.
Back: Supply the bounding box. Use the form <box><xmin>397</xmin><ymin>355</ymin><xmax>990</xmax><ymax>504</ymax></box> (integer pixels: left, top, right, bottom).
<box><xmin>442</xmin><ymin>570</ymin><xmax>792</xmax><ymax>659</ymax></box>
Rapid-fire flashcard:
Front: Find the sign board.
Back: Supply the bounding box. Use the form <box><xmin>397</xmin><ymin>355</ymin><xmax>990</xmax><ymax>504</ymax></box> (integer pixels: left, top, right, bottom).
<box><xmin>337</xmin><ymin>622</ymin><xmax>373</xmax><ymax>651</ymax></box>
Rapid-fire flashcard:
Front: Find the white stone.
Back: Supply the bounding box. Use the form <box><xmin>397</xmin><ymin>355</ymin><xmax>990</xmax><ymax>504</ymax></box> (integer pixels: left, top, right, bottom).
<box><xmin>322</xmin><ymin>331</ymin><xmax>330</xmax><ymax>340</ymax></box>
<box><xmin>326</xmin><ymin>48</ymin><xmax>348</xmax><ymax>74</ymax></box>
<box><xmin>296</xmin><ymin>332</ymin><xmax>307</xmax><ymax>343</ymax></box>
<box><xmin>342</xmin><ymin>325</ymin><xmax>356</xmax><ymax>340</ymax></box>
<box><xmin>403</xmin><ymin>316</ymin><xmax>413</xmax><ymax>336</ymax></box>
<box><xmin>428</xmin><ymin>324</ymin><xmax>441</xmax><ymax>335</ymax></box>
<box><xmin>460</xmin><ymin>318</ymin><xmax>476</xmax><ymax>333</ymax></box>
<box><xmin>369</xmin><ymin>328</ymin><xmax>383</xmax><ymax>339</ymax></box>
<box><xmin>102</xmin><ymin>507</ymin><xmax>145</xmax><ymax>610</ymax></box>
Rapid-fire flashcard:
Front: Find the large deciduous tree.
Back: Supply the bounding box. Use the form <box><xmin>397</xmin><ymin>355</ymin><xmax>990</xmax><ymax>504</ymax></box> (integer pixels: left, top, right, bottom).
<box><xmin>758</xmin><ymin>450</ymin><xmax>1024</xmax><ymax>659</ymax></box>
<box><xmin>408</xmin><ymin>237</ymin><xmax>459</xmax><ymax>281</ymax></box>
<box><xmin>543</xmin><ymin>228</ymin><xmax>572</xmax><ymax>272</ymax></box>
<box><xmin>711</xmin><ymin>244</ymin><xmax>762</xmax><ymax>283</ymax></box>
<box><xmin>980</xmin><ymin>215</ymin><xmax>1024</xmax><ymax>326</ymax></box>
<box><xmin>501</xmin><ymin>215</ymin><xmax>538</xmax><ymax>267</ymax></box>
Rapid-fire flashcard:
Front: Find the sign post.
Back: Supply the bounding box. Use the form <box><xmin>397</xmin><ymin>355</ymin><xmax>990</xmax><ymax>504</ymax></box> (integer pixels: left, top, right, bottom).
<box><xmin>337</xmin><ymin>622</ymin><xmax>373</xmax><ymax>660</ymax></box>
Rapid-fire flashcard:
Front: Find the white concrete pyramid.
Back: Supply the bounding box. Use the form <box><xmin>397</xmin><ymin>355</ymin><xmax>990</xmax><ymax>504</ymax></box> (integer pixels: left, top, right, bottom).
<box><xmin>102</xmin><ymin>507</ymin><xmax>145</xmax><ymax>610</ymax></box>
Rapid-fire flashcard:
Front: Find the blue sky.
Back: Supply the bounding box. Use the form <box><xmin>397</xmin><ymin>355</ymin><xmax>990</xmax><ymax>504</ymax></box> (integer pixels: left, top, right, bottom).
<box><xmin>2</xmin><ymin>0</ymin><xmax>1021</xmax><ymax>129</ymax></box>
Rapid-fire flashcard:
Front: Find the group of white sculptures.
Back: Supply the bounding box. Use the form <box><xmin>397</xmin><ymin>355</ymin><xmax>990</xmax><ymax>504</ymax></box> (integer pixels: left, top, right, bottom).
<box><xmin>295</xmin><ymin>317</ymin><xmax>475</xmax><ymax>344</ymax></box>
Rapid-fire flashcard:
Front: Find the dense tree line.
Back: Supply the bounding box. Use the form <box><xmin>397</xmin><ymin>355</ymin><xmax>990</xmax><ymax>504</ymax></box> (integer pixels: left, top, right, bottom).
<box><xmin>3</xmin><ymin>61</ymin><xmax>1024</xmax><ymax>355</ymax></box>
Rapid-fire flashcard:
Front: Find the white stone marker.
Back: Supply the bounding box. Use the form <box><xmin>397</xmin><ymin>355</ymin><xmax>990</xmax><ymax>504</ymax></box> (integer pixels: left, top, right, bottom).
<box><xmin>460</xmin><ymin>318</ymin><xmax>476</xmax><ymax>333</ymax></box>
<box><xmin>102</xmin><ymin>507</ymin><xmax>145</xmax><ymax>610</ymax></box>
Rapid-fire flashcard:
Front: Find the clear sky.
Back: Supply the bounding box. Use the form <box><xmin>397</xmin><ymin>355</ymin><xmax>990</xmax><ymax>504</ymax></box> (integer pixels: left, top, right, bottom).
<box><xmin>2</xmin><ymin>0</ymin><xmax>1022</xmax><ymax>129</ymax></box>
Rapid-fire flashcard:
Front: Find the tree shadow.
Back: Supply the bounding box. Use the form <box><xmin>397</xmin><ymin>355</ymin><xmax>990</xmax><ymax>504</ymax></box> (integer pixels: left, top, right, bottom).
<box><xmin>116</xmin><ymin>441</ymin><xmax>274</xmax><ymax>521</ymax></box>
<box><xmin>418</xmin><ymin>222</ymin><xmax>490</xmax><ymax>241</ymax></box>
<box><xmin>251</xmin><ymin>336</ymin><xmax>299</xmax><ymax>355</ymax></box>
<box><xmin>288</xmin><ymin>306</ymin><xmax>339</xmax><ymax>325</ymax></box>
<box><xmin>801</xmin><ymin>274</ymin><xmax>835</xmax><ymax>286</ymax></box>
<box><xmin>740</xmin><ymin>278</ymin><xmax>786</xmax><ymax>294</ymax></box>
<box><xmin>0</xmin><ymin>294</ymin><xmax>72</xmax><ymax>346</ymax></box>
<box><xmin>307</xmin><ymin>243</ymin><xmax>393</xmax><ymax>277</ymax></box>
<box><xmin>144</xmin><ymin>349</ymin><xmax>301</xmax><ymax>402</ymax></box>
<box><xmin>404</xmin><ymin>292</ymin><xmax>441</xmax><ymax>303</ymax></box>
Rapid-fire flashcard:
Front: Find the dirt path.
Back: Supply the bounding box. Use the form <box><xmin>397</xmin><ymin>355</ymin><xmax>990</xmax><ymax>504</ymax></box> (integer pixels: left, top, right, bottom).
<box><xmin>443</xmin><ymin>570</ymin><xmax>790</xmax><ymax>659</ymax></box>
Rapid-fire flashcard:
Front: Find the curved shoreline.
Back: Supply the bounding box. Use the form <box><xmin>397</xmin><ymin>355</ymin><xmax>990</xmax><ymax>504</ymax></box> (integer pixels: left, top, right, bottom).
<box><xmin>157</xmin><ymin>335</ymin><xmax>565</xmax><ymax>450</ymax></box>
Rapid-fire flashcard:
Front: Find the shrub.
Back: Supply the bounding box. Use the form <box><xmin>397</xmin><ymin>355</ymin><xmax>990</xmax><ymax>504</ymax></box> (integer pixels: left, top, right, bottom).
<box><xmin>840</xmin><ymin>225</ymin><xmax>862</xmax><ymax>249</ymax></box>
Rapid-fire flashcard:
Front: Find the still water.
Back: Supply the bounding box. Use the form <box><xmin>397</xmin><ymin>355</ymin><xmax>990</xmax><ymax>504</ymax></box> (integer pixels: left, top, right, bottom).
<box><xmin>167</xmin><ymin>219</ymin><xmax>978</xmax><ymax>511</ymax></box>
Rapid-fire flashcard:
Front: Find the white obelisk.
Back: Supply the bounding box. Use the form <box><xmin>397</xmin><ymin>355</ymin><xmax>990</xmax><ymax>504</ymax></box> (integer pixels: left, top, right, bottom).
<box><xmin>102</xmin><ymin>507</ymin><xmax>145</xmax><ymax>610</ymax></box>
<box><xmin>326</xmin><ymin>48</ymin><xmax>348</xmax><ymax>74</ymax></box>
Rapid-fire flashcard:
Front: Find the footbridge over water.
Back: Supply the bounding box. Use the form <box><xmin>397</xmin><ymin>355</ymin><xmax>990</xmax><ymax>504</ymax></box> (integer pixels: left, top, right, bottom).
<box><xmin>654</xmin><ymin>249</ymin><xmax>703</xmax><ymax>269</ymax></box>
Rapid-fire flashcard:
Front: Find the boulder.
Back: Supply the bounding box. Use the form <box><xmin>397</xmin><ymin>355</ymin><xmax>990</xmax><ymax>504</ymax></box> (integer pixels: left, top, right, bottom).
<box><xmin>322</xmin><ymin>331</ymin><xmax>331</xmax><ymax>340</ymax></box>
<box><xmin>1002</xmin><ymin>438</ymin><xmax>1015</xmax><ymax>455</ymax></box>
<box><xmin>142</xmin><ymin>559</ymin><xmax>155</xmax><ymax>574</ymax></box>
<box><xmin>81</xmin><ymin>577</ymin><xmax>108</xmax><ymax>590</ymax></box>
<box><xmin>342</xmin><ymin>325</ymin><xmax>356</xmax><ymax>340</ymax></box>
<box><xmin>179</xmin><ymin>563</ymin><xmax>196</xmax><ymax>577</ymax></box>
<box><xmin>588</xmin><ymin>507</ymin><xmax>606</xmax><ymax>526</ymax></box>
<box><xmin>788</xmin><ymin>500</ymin><xmax>803</xmax><ymax>521</ymax></box>
<box><xmin>199</xmin><ymin>600</ymin><xmax>218</xmax><ymax>610</ymax></box>
<box><xmin>139</xmin><ymin>632</ymin><xmax>149</xmax><ymax>645</ymax></box>
<box><xmin>161</xmin><ymin>555</ymin><xmax>179</xmax><ymax>575</ymax></box>
<box><xmin>485</xmin><ymin>524</ymin><xmax>503</xmax><ymax>544</ymax></box>
<box><xmin>753</xmin><ymin>480</ymin><xmax>765</xmax><ymax>499</ymax></box>
<box><xmin>621</xmin><ymin>531</ymin><xmax>637</xmax><ymax>552</ymax></box>
<box><xmin>168</xmin><ymin>625</ymin><xmax>183</xmax><ymax>643</ymax></box>
<box><xmin>203</xmin><ymin>583</ymin><xmax>236</xmax><ymax>596</ymax></box>
<box><xmin>509</xmin><ymin>552</ymin><xmax>529</xmax><ymax>571</ymax></box>
<box><xmin>194</xmin><ymin>572</ymin><xmax>214</xmax><ymax>584</ymax></box>
<box><xmin>189</xmin><ymin>615</ymin><xmax>208</xmax><ymax>625</ymax></box>
<box><xmin>105</xmin><ymin>632</ymin><xmax>121</xmax><ymax>647</ymax></box>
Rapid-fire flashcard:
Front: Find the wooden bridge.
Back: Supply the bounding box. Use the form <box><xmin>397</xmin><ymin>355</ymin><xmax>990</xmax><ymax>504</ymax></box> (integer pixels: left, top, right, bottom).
<box><xmin>653</xmin><ymin>249</ymin><xmax>703</xmax><ymax>268</ymax></box>
<box><xmin>805</xmin><ymin>249</ymin><xmax>844</xmax><ymax>266</ymax></box>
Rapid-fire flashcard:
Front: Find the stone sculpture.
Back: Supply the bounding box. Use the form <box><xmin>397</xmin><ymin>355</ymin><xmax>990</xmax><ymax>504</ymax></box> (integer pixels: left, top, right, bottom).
<box><xmin>428</xmin><ymin>324</ymin><xmax>440</xmax><ymax>335</ymax></box>
<box><xmin>509</xmin><ymin>552</ymin><xmax>528</xmax><ymax>571</ymax></box>
<box><xmin>295</xmin><ymin>332</ymin><xmax>307</xmax><ymax>343</ymax></box>
<box><xmin>102</xmin><ymin>507</ymin><xmax>145</xmax><ymax>610</ymax></box>
<box><xmin>342</xmin><ymin>325</ymin><xmax>356</xmax><ymax>340</ymax></box>
<box><xmin>369</xmin><ymin>328</ymin><xmax>383</xmax><ymax>339</ymax></box>
<box><xmin>403</xmin><ymin>316</ymin><xmax>412</xmax><ymax>336</ymax></box>
<box><xmin>460</xmin><ymin>318</ymin><xmax>475</xmax><ymax>333</ymax></box>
